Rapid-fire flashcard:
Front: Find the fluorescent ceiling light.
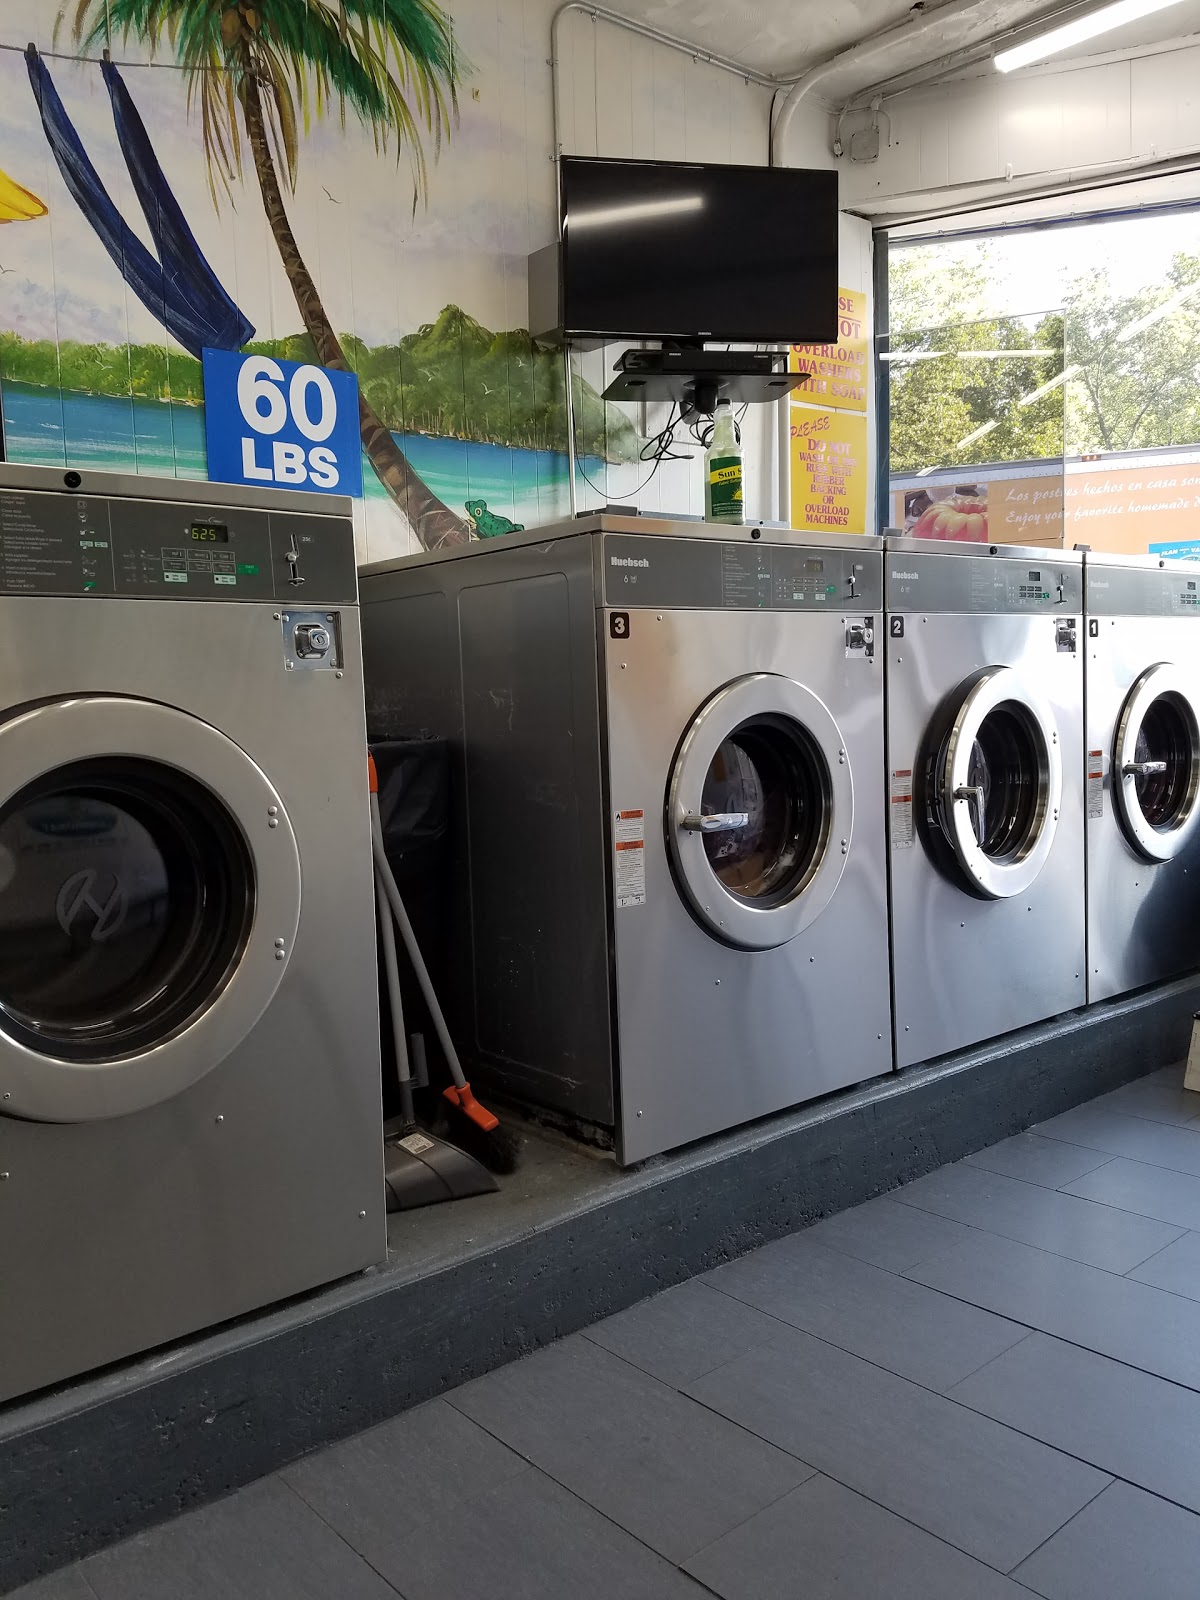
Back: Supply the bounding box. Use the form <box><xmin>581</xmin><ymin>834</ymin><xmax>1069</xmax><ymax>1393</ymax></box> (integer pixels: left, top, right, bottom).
<box><xmin>916</xmin><ymin>465</ymin><xmax>939</xmax><ymax>476</ymax></box>
<box><xmin>1018</xmin><ymin>364</ymin><xmax>1081</xmax><ymax>405</ymax></box>
<box><xmin>995</xmin><ymin>0</ymin><xmax>1187</xmax><ymax>72</ymax></box>
<box><xmin>956</xmin><ymin>349</ymin><xmax>1062</xmax><ymax>358</ymax></box>
<box><xmin>567</xmin><ymin>196</ymin><xmax>704</xmax><ymax>231</ymax></box>
<box><xmin>878</xmin><ymin>350</ymin><xmax>948</xmax><ymax>362</ymax></box>
<box><xmin>1116</xmin><ymin>280</ymin><xmax>1200</xmax><ymax>342</ymax></box>
<box><xmin>956</xmin><ymin>419</ymin><xmax>999</xmax><ymax>448</ymax></box>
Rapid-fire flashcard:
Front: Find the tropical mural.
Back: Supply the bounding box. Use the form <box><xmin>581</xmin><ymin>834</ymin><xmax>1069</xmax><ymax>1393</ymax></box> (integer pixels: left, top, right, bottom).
<box><xmin>0</xmin><ymin>0</ymin><xmax>636</xmax><ymax>562</ymax></box>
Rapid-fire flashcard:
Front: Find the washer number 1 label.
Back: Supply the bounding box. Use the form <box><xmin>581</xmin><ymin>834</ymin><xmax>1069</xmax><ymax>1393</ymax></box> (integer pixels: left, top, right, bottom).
<box><xmin>202</xmin><ymin>347</ymin><xmax>364</xmax><ymax>496</ymax></box>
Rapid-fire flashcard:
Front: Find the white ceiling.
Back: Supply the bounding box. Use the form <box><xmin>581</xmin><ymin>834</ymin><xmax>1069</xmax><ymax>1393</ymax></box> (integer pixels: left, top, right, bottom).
<box><xmin>607</xmin><ymin>0</ymin><xmax>1200</xmax><ymax>99</ymax></box>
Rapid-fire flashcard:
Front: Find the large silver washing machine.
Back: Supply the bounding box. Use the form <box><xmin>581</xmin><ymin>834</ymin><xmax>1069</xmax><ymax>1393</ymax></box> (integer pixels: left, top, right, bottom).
<box><xmin>886</xmin><ymin>539</ymin><xmax>1086</xmax><ymax>1068</ymax></box>
<box><xmin>361</xmin><ymin>514</ymin><xmax>892</xmax><ymax>1165</ymax></box>
<box><xmin>0</xmin><ymin>465</ymin><xmax>383</xmax><ymax>1404</ymax></box>
<box><xmin>1085</xmin><ymin>551</ymin><xmax>1200</xmax><ymax>1000</ymax></box>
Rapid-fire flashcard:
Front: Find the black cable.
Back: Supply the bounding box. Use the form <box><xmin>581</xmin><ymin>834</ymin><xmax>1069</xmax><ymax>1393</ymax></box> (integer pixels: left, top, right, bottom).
<box><xmin>576</xmin><ymin>402</ymin><xmax>691</xmax><ymax>503</ymax></box>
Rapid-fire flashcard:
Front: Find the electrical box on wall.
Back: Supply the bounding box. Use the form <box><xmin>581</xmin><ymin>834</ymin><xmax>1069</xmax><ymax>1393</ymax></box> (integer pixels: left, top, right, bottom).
<box><xmin>527</xmin><ymin>242</ymin><xmax>565</xmax><ymax>346</ymax></box>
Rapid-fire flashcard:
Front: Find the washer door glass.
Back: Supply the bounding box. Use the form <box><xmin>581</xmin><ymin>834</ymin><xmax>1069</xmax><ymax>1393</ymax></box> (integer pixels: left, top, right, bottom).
<box><xmin>935</xmin><ymin>667</ymin><xmax>1062</xmax><ymax>900</ymax></box>
<box><xmin>0</xmin><ymin>759</ymin><xmax>251</xmax><ymax>1061</ymax></box>
<box><xmin>0</xmin><ymin>697</ymin><xmax>302</xmax><ymax>1124</ymax></box>
<box><xmin>1112</xmin><ymin>664</ymin><xmax>1200</xmax><ymax>862</ymax></box>
<box><xmin>668</xmin><ymin>673</ymin><xmax>853</xmax><ymax>950</ymax></box>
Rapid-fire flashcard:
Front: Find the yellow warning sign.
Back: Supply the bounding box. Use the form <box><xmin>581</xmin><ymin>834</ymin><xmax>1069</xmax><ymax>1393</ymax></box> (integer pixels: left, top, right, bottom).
<box><xmin>790</xmin><ymin>406</ymin><xmax>868</xmax><ymax>535</ymax></box>
<box><xmin>789</xmin><ymin>288</ymin><xmax>869</xmax><ymax>413</ymax></box>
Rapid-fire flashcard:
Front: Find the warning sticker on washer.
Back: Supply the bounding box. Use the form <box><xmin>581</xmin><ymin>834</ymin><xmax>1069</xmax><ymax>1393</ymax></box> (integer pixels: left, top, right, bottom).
<box><xmin>614</xmin><ymin>809</ymin><xmax>647</xmax><ymax>907</ymax></box>
<box><xmin>1087</xmin><ymin>750</ymin><xmax>1104</xmax><ymax>819</ymax></box>
<box><xmin>890</xmin><ymin>769</ymin><xmax>915</xmax><ymax>847</ymax></box>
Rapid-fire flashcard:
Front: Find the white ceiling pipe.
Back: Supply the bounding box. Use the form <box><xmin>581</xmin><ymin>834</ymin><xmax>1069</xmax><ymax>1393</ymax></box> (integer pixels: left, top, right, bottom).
<box><xmin>770</xmin><ymin>0</ymin><xmax>1012</xmax><ymax>165</ymax></box>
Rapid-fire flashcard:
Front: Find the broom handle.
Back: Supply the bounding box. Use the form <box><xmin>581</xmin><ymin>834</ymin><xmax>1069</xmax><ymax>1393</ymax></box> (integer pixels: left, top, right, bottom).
<box><xmin>370</xmin><ymin>794</ymin><xmax>469</xmax><ymax>1092</ymax></box>
<box><xmin>375</xmin><ymin>863</ymin><xmax>415</xmax><ymax>1126</ymax></box>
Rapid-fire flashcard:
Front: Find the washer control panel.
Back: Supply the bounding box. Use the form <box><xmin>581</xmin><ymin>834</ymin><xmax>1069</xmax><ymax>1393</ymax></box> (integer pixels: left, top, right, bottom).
<box><xmin>1086</xmin><ymin>563</ymin><xmax>1200</xmax><ymax>617</ymax></box>
<box><xmin>602</xmin><ymin>534</ymin><xmax>883</xmax><ymax>611</ymax></box>
<box><xmin>885</xmin><ymin>551</ymin><xmax>1082</xmax><ymax>614</ymax></box>
<box><xmin>0</xmin><ymin>486</ymin><xmax>357</xmax><ymax>603</ymax></box>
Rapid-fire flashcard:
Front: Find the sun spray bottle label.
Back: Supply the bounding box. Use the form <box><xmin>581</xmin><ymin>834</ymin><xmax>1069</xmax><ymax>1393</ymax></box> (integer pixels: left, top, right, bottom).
<box><xmin>708</xmin><ymin>458</ymin><xmax>744</xmax><ymax>524</ymax></box>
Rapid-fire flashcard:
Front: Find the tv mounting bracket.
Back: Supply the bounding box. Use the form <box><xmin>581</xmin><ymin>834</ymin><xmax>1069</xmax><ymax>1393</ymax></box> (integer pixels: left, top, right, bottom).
<box><xmin>601</xmin><ymin>345</ymin><xmax>809</xmax><ymax>416</ymax></box>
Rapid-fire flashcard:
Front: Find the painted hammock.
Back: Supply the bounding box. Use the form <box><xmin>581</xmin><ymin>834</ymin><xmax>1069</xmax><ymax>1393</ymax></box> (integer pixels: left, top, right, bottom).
<box><xmin>25</xmin><ymin>45</ymin><xmax>253</xmax><ymax>357</ymax></box>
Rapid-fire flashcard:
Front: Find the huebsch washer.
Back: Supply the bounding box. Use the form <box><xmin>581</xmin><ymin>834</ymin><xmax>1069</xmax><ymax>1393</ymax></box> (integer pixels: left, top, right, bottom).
<box><xmin>361</xmin><ymin>514</ymin><xmax>892</xmax><ymax>1165</ymax></box>
<box><xmin>1085</xmin><ymin>551</ymin><xmax>1200</xmax><ymax>1001</ymax></box>
<box><xmin>885</xmin><ymin>539</ymin><xmax>1086</xmax><ymax>1068</ymax></box>
<box><xmin>0</xmin><ymin>465</ymin><xmax>383</xmax><ymax>1404</ymax></box>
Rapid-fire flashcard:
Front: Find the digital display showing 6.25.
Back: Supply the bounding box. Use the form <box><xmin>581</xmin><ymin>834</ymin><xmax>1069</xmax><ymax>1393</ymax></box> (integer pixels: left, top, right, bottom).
<box><xmin>190</xmin><ymin>521</ymin><xmax>230</xmax><ymax>543</ymax></box>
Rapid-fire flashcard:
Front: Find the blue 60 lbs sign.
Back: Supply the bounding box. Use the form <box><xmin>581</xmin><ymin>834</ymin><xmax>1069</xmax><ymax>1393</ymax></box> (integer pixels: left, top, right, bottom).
<box><xmin>202</xmin><ymin>347</ymin><xmax>364</xmax><ymax>497</ymax></box>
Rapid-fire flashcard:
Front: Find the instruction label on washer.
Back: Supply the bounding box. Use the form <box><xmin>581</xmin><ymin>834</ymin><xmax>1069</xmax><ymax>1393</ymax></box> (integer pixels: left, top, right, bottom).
<box><xmin>614</xmin><ymin>809</ymin><xmax>647</xmax><ymax>907</ymax></box>
<box><xmin>1087</xmin><ymin>750</ymin><xmax>1105</xmax><ymax>819</ymax></box>
<box><xmin>890</xmin><ymin>769</ymin><xmax>915</xmax><ymax>847</ymax></box>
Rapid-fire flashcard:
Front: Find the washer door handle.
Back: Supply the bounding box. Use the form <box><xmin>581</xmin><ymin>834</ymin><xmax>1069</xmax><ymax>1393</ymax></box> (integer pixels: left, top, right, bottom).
<box><xmin>953</xmin><ymin>784</ymin><xmax>987</xmax><ymax>847</ymax></box>
<box><xmin>1123</xmin><ymin>759</ymin><xmax>1168</xmax><ymax>777</ymax></box>
<box><xmin>680</xmin><ymin>811</ymin><xmax>750</xmax><ymax>833</ymax></box>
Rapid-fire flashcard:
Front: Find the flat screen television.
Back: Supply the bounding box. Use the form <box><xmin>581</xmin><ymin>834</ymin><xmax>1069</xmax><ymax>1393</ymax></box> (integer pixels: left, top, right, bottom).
<box><xmin>558</xmin><ymin>156</ymin><xmax>839</xmax><ymax>345</ymax></box>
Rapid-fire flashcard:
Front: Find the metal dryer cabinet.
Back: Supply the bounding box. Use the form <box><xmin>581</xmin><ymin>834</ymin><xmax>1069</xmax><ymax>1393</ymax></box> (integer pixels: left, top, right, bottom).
<box><xmin>361</xmin><ymin>514</ymin><xmax>892</xmax><ymax>1164</ymax></box>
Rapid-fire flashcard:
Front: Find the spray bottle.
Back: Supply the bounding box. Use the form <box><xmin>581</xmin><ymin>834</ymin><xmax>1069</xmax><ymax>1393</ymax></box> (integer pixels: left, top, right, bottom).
<box><xmin>705</xmin><ymin>400</ymin><xmax>744</xmax><ymax>525</ymax></box>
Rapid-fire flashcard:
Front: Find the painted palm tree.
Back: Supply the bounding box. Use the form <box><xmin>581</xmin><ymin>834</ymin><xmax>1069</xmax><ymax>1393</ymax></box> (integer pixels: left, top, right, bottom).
<box><xmin>62</xmin><ymin>0</ymin><xmax>469</xmax><ymax>548</ymax></box>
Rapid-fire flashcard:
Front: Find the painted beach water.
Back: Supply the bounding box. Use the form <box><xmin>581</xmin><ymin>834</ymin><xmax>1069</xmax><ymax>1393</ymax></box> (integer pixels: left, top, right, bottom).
<box><xmin>0</xmin><ymin>382</ymin><xmax>589</xmax><ymax>528</ymax></box>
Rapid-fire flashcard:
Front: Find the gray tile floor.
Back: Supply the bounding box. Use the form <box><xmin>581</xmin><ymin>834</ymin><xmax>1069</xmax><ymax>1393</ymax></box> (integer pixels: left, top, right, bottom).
<box><xmin>15</xmin><ymin>1061</ymin><xmax>1200</xmax><ymax>1600</ymax></box>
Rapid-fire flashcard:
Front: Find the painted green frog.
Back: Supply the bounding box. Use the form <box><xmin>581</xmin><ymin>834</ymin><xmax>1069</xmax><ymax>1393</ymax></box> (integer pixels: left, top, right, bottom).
<box><xmin>465</xmin><ymin>498</ymin><xmax>524</xmax><ymax>538</ymax></box>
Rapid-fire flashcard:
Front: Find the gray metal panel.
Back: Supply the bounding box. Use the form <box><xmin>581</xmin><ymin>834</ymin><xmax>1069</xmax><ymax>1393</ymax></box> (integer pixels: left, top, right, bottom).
<box><xmin>887</xmin><ymin>611</ymin><xmax>1087</xmax><ymax>1068</ymax></box>
<box><xmin>527</xmin><ymin>241</ymin><xmax>562</xmax><ymax>344</ymax></box>
<box><xmin>0</xmin><ymin>596</ymin><xmax>383</xmax><ymax>1403</ymax></box>
<box><xmin>1085</xmin><ymin>612</ymin><xmax>1200</xmax><ymax>1000</ymax></box>
<box><xmin>0</xmin><ymin>480</ymin><xmax>357</xmax><ymax>604</ymax></box>
<box><xmin>360</xmin><ymin>515</ymin><xmax>884</xmax><ymax>582</ymax></box>
<box><xmin>360</xmin><ymin>533</ymin><xmax>614</xmax><ymax>1128</ymax></box>
<box><xmin>0</xmin><ymin>461</ymin><xmax>353</xmax><ymax>519</ymax></box>
<box><xmin>1085</xmin><ymin>556</ymin><xmax>1200</xmax><ymax>618</ymax></box>
<box><xmin>602</xmin><ymin>533</ymin><xmax>883</xmax><ymax>611</ymax></box>
<box><xmin>885</xmin><ymin>548</ymin><xmax>1083</xmax><ymax>614</ymax></box>
<box><xmin>606</xmin><ymin>604</ymin><xmax>892</xmax><ymax>1164</ymax></box>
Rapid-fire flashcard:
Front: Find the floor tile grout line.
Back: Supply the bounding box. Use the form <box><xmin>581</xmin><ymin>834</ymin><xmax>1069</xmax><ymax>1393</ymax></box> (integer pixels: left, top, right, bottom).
<box><xmin>1122</xmin><ymin>1228</ymin><xmax>1198</xmax><ymax>1284</ymax></box>
<box><xmin>1034</xmin><ymin>1117</ymin><xmax>1200</xmax><ymax>1178</ymax></box>
<box><xmin>700</xmin><ymin>1258</ymin><xmax>1031</xmax><ymax>1387</ymax></box>
<box><xmin>271</xmin><ymin>1475</ymin><xmax>414</xmax><ymax>1600</ymax></box>
<box><xmin>967</xmin><ymin>1149</ymin><xmax>1118</xmax><ymax>1191</ymax></box>
<box><xmin>895</xmin><ymin>1251</ymin><xmax>1200</xmax><ymax>1401</ymax></box>
<box><xmin>888</xmin><ymin>1184</ymin><xmax>1189</xmax><ymax>1279</ymax></box>
<box><xmin>1001</xmin><ymin>1475</ymin><xmax>1115</xmax><ymax>1579</ymax></box>
<box><xmin>437</xmin><ymin>1388</ymin><xmax>798</xmax><ymax>1580</ymax></box>
<box><xmin>699</xmin><ymin>1266</ymin><xmax>1200</xmax><ymax>1495</ymax></box>
<box><xmin>947</xmin><ymin>1329</ymin><xmax>1039</xmax><ymax>1391</ymax></box>
<box><xmin>946</xmin><ymin>1365</ymin><xmax>1200</xmax><ymax>1526</ymax></box>
<box><xmin>673</xmin><ymin>1395</ymin><xmax>1077</xmax><ymax>1586</ymax></box>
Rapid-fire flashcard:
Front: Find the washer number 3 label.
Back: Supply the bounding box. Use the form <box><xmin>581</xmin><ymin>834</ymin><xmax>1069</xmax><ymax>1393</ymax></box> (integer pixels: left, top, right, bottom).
<box><xmin>610</xmin><ymin>612</ymin><xmax>630</xmax><ymax>639</ymax></box>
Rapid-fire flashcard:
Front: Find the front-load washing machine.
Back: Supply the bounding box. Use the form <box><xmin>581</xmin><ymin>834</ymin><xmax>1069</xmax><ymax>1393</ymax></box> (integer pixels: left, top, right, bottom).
<box><xmin>0</xmin><ymin>465</ymin><xmax>383</xmax><ymax>1404</ymax></box>
<box><xmin>361</xmin><ymin>514</ymin><xmax>892</xmax><ymax>1165</ymax></box>
<box><xmin>886</xmin><ymin>539</ymin><xmax>1086</xmax><ymax>1068</ymax></box>
<box><xmin>1085</xmin><ymin>551</ymin><xmax>1200</xmax><ymax>1001</ymax></box>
